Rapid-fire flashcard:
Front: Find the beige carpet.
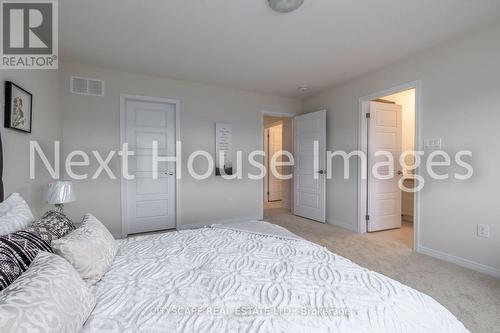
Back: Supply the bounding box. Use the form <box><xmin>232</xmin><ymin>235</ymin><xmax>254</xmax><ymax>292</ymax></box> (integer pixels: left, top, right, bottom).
<box><xmin>263</xmin><ymin>208</ymin><xmax>500</xmax><ymax>333</ymax></box>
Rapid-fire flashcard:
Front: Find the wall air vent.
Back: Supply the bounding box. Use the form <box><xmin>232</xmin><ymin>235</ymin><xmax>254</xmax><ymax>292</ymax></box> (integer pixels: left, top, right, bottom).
<box><xmin>70</xmin><ymin>76</ymin><xmax>105</xmax><ymax>96</ymax></box>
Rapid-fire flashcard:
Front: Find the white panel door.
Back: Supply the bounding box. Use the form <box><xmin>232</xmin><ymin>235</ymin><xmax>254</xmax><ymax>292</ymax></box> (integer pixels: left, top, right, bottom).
<box><xmin>268</xmin><ymin>123</ymin><xmax>283</xmax><ymax>202</ymax></box>
<box><xmin>124</xmin><ymin>98</ymin><xmax>176</xmax><ymax>235</ymax></box>
<box><xmin>293</xmin><ymin>110</ymin><xmax>326</xmax><ymax>223</ymax></box>
<box><xmin>367</xmin><ymin>101</ymin><xmax>402</xmax><ymax>232</ymax></box>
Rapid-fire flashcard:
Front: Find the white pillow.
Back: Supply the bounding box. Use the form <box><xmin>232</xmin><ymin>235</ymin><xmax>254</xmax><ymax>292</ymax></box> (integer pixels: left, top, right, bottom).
<box><xmin>52</xmin><ymin>214</ymin><xmax>118</xmax><ymax>285</ymax></box>
<box><xmin>0</xmin><ymin>193</ymin><xmax>34</xmax><ymax>235</ymax></box>
<box><xmin>0</xmin><ymin>251</ymin><xmax>96</xmax><ymax>333</ymax></box>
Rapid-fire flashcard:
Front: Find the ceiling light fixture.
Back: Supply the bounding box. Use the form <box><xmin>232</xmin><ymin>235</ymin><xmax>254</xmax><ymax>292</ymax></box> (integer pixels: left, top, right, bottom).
<box><xmin>268</xmin><ymin>0</ymin><xmax>304</xmax><ymax>13</ymax></box>
<box><xmin>298</xmin><ymin>86</ymin><xmax>309</xmax><ymax>93</ymax></box>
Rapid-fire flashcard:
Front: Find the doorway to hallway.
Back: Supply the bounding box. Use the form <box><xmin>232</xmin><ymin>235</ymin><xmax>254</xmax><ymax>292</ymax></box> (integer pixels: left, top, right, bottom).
<box><xmin>359</xmin><ymin>84</ymin><xmax>419</xmax><ymax>250</ymax></box>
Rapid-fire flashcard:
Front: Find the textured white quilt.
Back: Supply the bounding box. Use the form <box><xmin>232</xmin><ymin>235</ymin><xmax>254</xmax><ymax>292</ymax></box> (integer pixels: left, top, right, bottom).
<box><xmin>82</xmin><ymin>227</ymin><xmax>468</xmax><ymax>333</ymax></box>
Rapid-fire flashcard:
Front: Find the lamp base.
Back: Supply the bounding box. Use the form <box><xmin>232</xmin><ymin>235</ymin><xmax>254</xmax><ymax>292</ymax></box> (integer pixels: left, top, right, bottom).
<box><xmin>54</xmin><ymin>204</ymin><xmax>64</xmax><ymax>213</ymax></box>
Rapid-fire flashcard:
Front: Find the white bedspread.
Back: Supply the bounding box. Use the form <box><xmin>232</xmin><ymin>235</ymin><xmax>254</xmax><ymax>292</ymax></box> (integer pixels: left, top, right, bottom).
<box><xmin>82</xmin><ymin>227</ymin><xmax>468</xmax><ymax>333</ymax></box>
<box><xmin>212</xmin><ymin>220</ymin><xmax>302</xmax><ymax>240</ymax></box>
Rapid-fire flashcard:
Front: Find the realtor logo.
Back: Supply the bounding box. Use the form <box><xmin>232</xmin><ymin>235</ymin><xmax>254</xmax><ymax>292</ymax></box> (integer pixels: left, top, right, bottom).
<box><xmin>1</xmin><ymin>0</ymin><xmax>58</xmax><ymax>69</ymax></box>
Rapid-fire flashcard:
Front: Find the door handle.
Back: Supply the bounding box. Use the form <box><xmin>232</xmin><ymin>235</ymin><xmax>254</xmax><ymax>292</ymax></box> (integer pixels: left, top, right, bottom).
<box><xmin>316</xmin><ymin>170</ymin><xmax>326</xmax><ymax>175</ymax></box>
<box><xmin>396</xmin><ymin>171</ymin><xmax>403</xmax><ymax>175</ymax></box>
<box><xmin>163</xmin><ymin>171</ymin><xmax>174</xmax><ymax>176</ymax></box>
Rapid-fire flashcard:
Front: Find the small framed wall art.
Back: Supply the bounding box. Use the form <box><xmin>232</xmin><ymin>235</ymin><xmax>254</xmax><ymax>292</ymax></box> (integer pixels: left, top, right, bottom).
<box><xmin>215</xmin><ymin>122</ymin><xmax>233</xmax><ymax>176</ymax></box>
<box><xmin>4</xmin><ymin>81</ymin><xmax>33</xmax><ymax>133</ymax></box>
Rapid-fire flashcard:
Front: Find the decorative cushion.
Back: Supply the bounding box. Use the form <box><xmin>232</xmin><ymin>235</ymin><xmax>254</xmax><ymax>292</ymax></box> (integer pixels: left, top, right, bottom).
<box><xmin>22</xmin><ymin>225</ymin><xmax>55</xmax><ymax>244</ymax></box>
<box><xmin>0</xmin><ymin>231</ymin><xmax>53</xmax><ymax>291</ymax></box>
<box><xmin>0</xmin><ymin>193</ymin><xmax>34</xmax><ymax>235</ymax></box>
<box><xmin>0</xmin><ymin>251</ymin><xmax>96</xmax><ymax>333</ymax></box>
<box><xmin>28</xmin><ymin>210</ymin><xmax>76</xmax><ymax>240</ymax></box>
<box><xmin>52</xmin><ymin>214</ymin><xmax>117</xmax><ymax>285</ymax></box>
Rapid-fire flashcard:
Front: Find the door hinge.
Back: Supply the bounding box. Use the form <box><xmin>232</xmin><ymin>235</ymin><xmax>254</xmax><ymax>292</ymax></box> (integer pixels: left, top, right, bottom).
<box><xmin>366</xmin><ymin>113</ymin><xmax>371</xmax><ymax>119</ymax></box>
<box><xmin>365</xmin><ymin>215</ymin><xmax>370</xmax><ymax>221</ymax></box>
<box><xmin>267</xmin><ymin>191</ymin><xmax>270</xmax><ymax>195</ymax></box>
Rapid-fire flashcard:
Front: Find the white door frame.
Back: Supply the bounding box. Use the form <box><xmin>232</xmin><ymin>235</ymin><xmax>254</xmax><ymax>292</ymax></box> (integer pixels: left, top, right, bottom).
<box><xmin>120</xmin><ymin>94</ymin><xmax>181</xmax><ymax>238</ymax></box>
<box><xmin>357</xmin><ymin>80</ymin><xmax>422</xmax><ymax>251</ymax></box>
<box><xmin>260</xmin><ymin>111</ymin><xmax>295</xmax><ymax>219</ymax></box>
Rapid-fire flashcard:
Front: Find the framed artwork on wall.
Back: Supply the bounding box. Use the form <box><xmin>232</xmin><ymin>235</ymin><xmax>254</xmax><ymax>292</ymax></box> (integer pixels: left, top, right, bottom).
<box><xmin>4</xmin><ymin>81</ymin><xmax>33</xmax><ymax>133</ymax></box>
<box><xmin>215</xmin><ymin>122</ymin><xmax>233</xmax><ymax>176</ymax></box>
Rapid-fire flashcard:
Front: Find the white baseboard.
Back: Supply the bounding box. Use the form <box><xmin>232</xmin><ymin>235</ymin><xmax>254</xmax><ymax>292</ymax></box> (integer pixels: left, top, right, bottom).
<box><xmin>418</xmin><ymin>246</ymin><xmax>500</xmax><ymax>279</ymax></box>
<box><xmin>178</xmin><ymin>215</ymin><xmax>262</xmax><ymax>230</ymax></box>
<box><xmin>326</xmin><ymin>218</ymin><xmax>358</xmax><ymax>232</ymax></box>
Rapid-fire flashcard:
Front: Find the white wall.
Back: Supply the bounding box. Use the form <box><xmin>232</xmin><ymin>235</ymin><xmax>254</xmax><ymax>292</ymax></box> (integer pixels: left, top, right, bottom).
<box><xmin>304</xmin><ymin>23</ymin><xmax>500</xmax><ymax>275</ymax></box>
<box><xmin>0</xmin><ymin>70</ymin><xmax>62</xmax><ymax>216</ymax></box>
<box><xmin>60</xmin><ymin>62</ymin><xmax>302</xmax><ymax>236</ymax></box>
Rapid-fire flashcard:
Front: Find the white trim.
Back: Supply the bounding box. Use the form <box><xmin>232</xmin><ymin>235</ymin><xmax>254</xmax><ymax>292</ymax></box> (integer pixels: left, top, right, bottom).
<box><xmin>260</xmin><ymin>110</ymin><xmax>295</xmax><ymax>219</ymax></box>
<box><xmin>357</xmin><ymin>80</ymin><xmax>422</xmax><ymax>252</ymax></box>
<box><xmin>326</xmin><ymin>218</ymin><xmax>358</xmax><ymax>232</ymax></box>
<box><xmin>419</xmin><ymin>246</ymin><xmax>500</xmax><ymax>279</ymax></box>
<box><xmin>120</xmin><ymin>94</ymin><xmax>181</xmax><ymax>238</ymax></box>
<box><xmin>178</xmin><ymin>215</ymin><xmax>263</xmax><ymax>230</ymax></box>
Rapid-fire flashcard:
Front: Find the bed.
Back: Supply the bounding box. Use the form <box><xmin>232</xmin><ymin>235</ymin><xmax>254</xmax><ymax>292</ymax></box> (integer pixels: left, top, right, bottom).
<box><xmin>81</xmin><ymin>222</ymin><xmax>468</xmax><ymax>333</ymax></box>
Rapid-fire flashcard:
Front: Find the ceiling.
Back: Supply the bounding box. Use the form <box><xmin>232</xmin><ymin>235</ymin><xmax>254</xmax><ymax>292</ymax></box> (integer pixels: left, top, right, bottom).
<box><xmin>60</xmin><ymin>0</ymin><xmax>500</xmax><ymax>98</ymax></box>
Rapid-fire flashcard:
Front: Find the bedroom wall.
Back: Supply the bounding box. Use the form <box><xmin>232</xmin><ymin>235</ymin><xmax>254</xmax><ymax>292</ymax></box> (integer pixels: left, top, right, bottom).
<box><xmin>304</xmin><ymin>22</ymin><xmax>500</xmax><ymax>275</ymax></box>
<box><xmin>60</xmin><ymin>62</ymin><xmax>302</xmax><ymax>236</ymax></box>
<box><xmin>0</xmin><ymin>70</ymin><xmax>62</xmax><ymax>217</ymax></box>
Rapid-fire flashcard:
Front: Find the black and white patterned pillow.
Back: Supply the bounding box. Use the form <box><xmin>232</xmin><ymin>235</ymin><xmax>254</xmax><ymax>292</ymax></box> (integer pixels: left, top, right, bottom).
<box><xmin>29</xmin><ymin>211</ymin><xmax>76</xmax><ymax>239</ymax></box>
<box><xmin>22</xmin><ymin>225</ymin><xmax>54</xmax><ymax>244</ymax></box>
<box><xmin>0</xmin><ymin>231</ymin><xmax>53</xmax><ymax>291</ymax></box>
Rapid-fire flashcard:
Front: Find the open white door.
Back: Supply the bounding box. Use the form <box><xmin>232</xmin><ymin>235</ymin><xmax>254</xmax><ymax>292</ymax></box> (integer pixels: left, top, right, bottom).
<box><xmin>367</xmin><ymin>101</ymin><xmax>402</xmax><ymax>232</ymax></box>
<box><xmin>268</xmin><ymin>122</ymin><xmax>283</xmax><ymax>202</ymax></box>
<box><xmin>293</xmin><ymin>110</ymin><xmax>326</xmax><ymax>223</ymax></box>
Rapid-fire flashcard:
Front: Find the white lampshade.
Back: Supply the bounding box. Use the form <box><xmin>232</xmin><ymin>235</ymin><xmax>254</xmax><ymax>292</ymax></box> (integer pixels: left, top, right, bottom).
<box><xmin>47</xmin><ymin>181</ymin><xmax>76</xmax><ymax>205</ymax></box>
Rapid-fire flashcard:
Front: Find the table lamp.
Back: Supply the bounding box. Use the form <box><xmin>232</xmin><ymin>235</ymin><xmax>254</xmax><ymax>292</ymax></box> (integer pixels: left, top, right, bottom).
<box><xmin>47</xmin><ymin>181</ymin><xmax>76</xmax><ymax>213</ymax></box>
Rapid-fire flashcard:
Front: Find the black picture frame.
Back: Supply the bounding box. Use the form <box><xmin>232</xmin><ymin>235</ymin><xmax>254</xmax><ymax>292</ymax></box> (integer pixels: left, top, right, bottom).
<box><xmin>4</xmin><ymin>81</ymin><xmax>33</xmax><ymax>133</ymax></box>
<box><xmin>0</xmin><ymin>128</ymin><xmax>3</xmax><ymax>202</ymax></box>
